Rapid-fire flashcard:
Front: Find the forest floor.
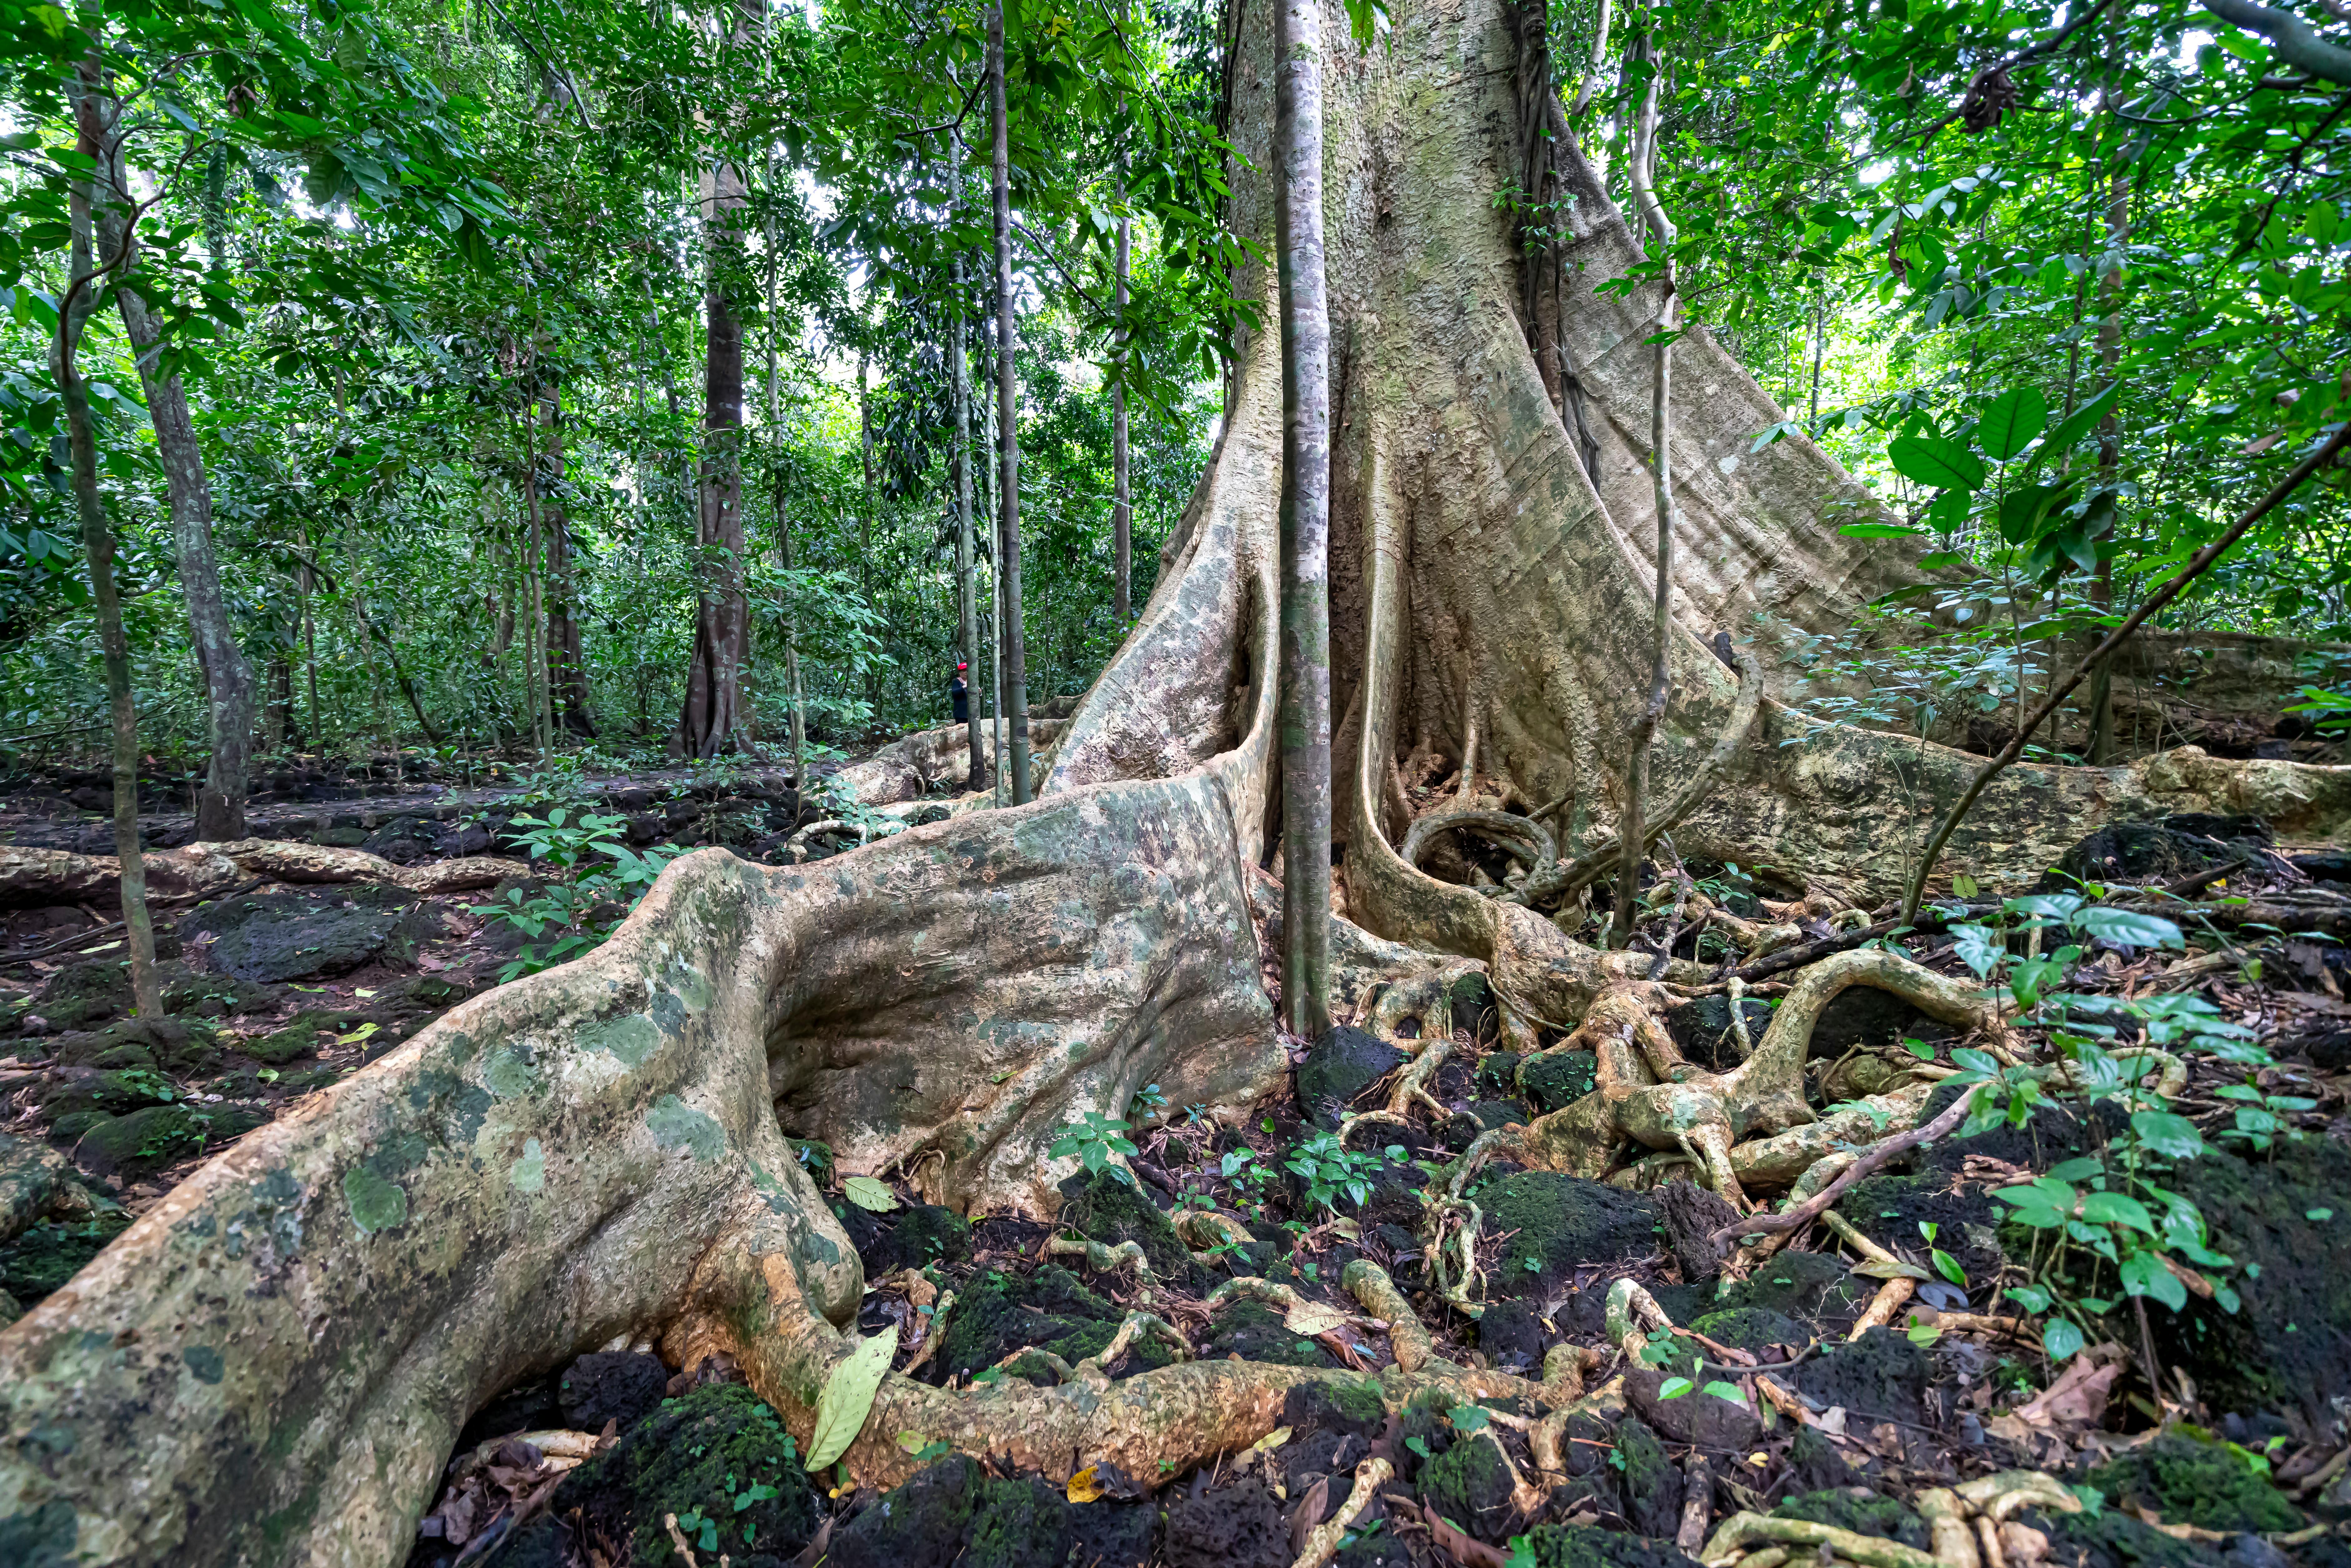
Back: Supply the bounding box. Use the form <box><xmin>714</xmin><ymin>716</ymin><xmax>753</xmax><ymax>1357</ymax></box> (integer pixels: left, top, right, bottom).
<box><xmin>3</xmin><ymin>751</ymin><xmax>2351</xmax><ymax>1568</ymax></box>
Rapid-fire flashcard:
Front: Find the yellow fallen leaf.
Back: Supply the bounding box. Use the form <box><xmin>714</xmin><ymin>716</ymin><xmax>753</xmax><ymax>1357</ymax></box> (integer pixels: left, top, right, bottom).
<box><xmin>1248</xmin><ymin>1426</ymin><xmax>1293</xmax><ymax>1455</ymax></box>
<box><xmin>1283</xmin><ymin>1301</ymin><xmax>1348</xmax><ymax>1337</ymax></box>
<box><xmin>1066</xmin><ymin>1466</ymin><xmax>1104</xmax><ymax>1504</ymax></box>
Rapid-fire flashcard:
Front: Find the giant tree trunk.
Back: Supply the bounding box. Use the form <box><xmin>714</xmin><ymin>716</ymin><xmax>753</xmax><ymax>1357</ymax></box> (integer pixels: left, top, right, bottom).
<box><xmin>677</xmin><ymin>160</ymin><xmax>751</xmax><ymax>758</ymax></box>
<box><xmin>7</xmin><ymin>0</ymin><xmax>2349</xmax><ymax>1559</ymax></box>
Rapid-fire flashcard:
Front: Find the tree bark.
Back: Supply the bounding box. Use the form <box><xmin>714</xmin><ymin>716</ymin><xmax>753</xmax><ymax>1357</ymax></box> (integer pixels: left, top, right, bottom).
<box><xmin>111</xmin><ymin>258</ymin><xmax>252</xmax><ymax>842</ymax></box>
<box><xmin>677</xmin><ymin>157</ymin><xmax>751</xmax><ymax>758</ymax></box>
<box><xmin>536</xmin><ymin>375</ymin><xmax>596</xmax><ymax>738</ymax></box>
<box><xmin>1275</xmin><ymin>0</ymin><xmax>1333</xmax><ymax>1035</ymax></box>
<box><xmin>991</xmin><ymin>4</ymin><xmax>1035</xmax><ymax>804</ymax></box>
<box><xmin>952</xmin><ymin>165</ymin><xmax>987</xmax><ymax>788</ymax></box>
<box><xmin>59</xmin><ymin>65</ymin><xmax>162</xmax><ymax>1019</ymax></box>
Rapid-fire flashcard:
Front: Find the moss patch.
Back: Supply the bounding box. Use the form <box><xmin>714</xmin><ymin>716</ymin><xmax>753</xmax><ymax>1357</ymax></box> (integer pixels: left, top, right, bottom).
<box><xmin>931</xmin><ymin>1265</ymin><xmax>1176</xmax><ymax>1384</ymax></box>
<box><xmin>1512</xmin><ymin>1524</ymin><xmax>1706</xmax><ymax>1568</ymax></box>
<box><xmin>2085</xmin><ymin>1436</ymin><xmax>2302</xmax><ymax>1533</ymax></box>
<box><xmin>1056</xmin><ymin>1167</ymin><xmax>1197</xmax><ymax>1283</ymax></box>
<box><xmin>0</xmin><ymin>1212</ymin><xmax>132</xmax><ymax>1305</ymax></box>
<box><xmin>73</xmin><ymin>1103</ymin><xmax>266</xmax><ymax>1180</ymax></box>
<box><xmin>1417</xmin><ymin>1430</ymin><xmax>1515</xmax><ymax>1542</ymax></box>
<box><xmin>825</xmin><ymin>1455</ymin><xmax>1153</xmax><ymax>1568</ymax></box>
<box><xmin>554</xmin><ymin>1384</ymin><xmax>820</xmax><ymax>1565</ymax></box>
<box><xmin>1775</xmin><ymin>1490</ymin><xmax>1930</xmax><ymax>1550</ymax></box>
<box><xmin>1201</xmin><ymin>1298</ymin><xmax>1334</xmax><ymax>1368</ymax></box>
<box><xmin>1477</xmin><ymin>1172</ymin><xmax>1661</xmax><ymax>1299</ymax></box>
<box><xmin>1687</xmin><ymin>1306</ymin><xmax>1807</xmax><ymax>1354</ymax></box>
<box><xmin>1521</xmin><ymin>1050</ymin><xmax>1598</xmax><ymax>1113</ymax></box>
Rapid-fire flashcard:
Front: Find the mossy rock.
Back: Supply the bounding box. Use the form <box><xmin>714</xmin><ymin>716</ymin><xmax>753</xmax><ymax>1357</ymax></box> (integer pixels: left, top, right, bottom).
<box><xmin>1842</xmin><ymin>1171</ymin><xmax>2005</xmax><ymax>1289</ymax></box>
<box><xmin>241</xmin><ymin>1008</ymin><xmax>359</xmax><ymax>1066</ymax></box>
<box><xmin>931</xmin><ymin>1265</ymin><xmax>1173</xmax><ymax>1385</ymax></box>
<box><xmin>1793</xmin><ymin>1328</ymin><xmax>1930</xmax><ymax>1429</ymax></box>
<box><xmin>0</xmin><ymin>1212</ymin><xmax>132</xmax><ymax>1305</ymax></box>
<box><xmin>552</xmin><ymin>1384</ymin><xmax>821</xmax><ymax>1565</ymax></box>
<box><xmin>2141</xmin><ymin>1136</ymin><xmax>2351</xmax><ymax>1416</ymax></box>
<box><xmin>1615</xmin><ymin>1416</ymin><xmax>1682</xmax><ymax>1537</ymax></box>
<box><xmin>158</xmin><ymin>969</ymin><xmax>280</xmax><ymax>1019</ymax></box>
<box><xmin>29</xmin><ymin>962</ymin><xmax>132</xmax><ymax>1032</ymax></box>
<box><xmin>46</xmin><ymin>1111</ymin><xmax>114</xmax><ymax>1145</ymax></box>
<box><xmin>1201</xmin><ymin>1298</ymin><xmax>1334</xmax><ymax>1368</ymax></box>
<box><xmin>1520</xmin><ymin>1050</ymin><xmax>1598</xmax><ymax>1113</ymax></box>
<box><xmin>826</xmin><ymin>1455</ymin><xmax>1154</xmax><ymax>1568</ymax></box>
<box><xmin>1713</xmin><ymin>1248</ymin><xmax>1871</xmax><ymax>1328</ymax></box>
<box><xmin>1056</xmin><ymin>1167</ymin><xmax>1196</xmax><ymax>1283</ymax></box>
<box><xmin>38</xmin><ymin>1064</ymin><xmax>181</xmax><ymax>1119</ymax></box>
<box><xmin>1418</xmin><ymin>1429</ymin><xmax>1517</xmax><ymax>1542</ymax></box>
<box><xmin>1297</xmin><ymin>1026</ymin><xmax>1407</xmax><ymax>1129</ymax></box>
<box><xmin>1775</xmin><ymin>1489</ymin><xmax>1930</xmax><ymax>1550</ymax></box>
<box><xmin>1477</xmin><ymin>1053</ymin><xmax>1523</xmax><ymax>1096</ymax></box>
<box><xmin>50</xmin><ymin>1016</ymin><xmax>220</xmax><ymax>1077</ymax></box>
<box><xmin>72</xmin><ymin>1103</ymin><xmax>266</xmax><ymax>1180</ymax></box>
<box><xmin>1687</xmin><ymin>1306</ymin><xmax>1807</xmax><ymax>1354</ymax></box>
<box><xmin>2027</xmin><ymin>1504</ymin><xmax>2216</xmax><ymax>1568</ymax></box>
<box><xmin>853</xmin><ymin>1203</ymin><xmax>974</xmax><ymax>1277</ymax></box>
<box><xmin>1477</xmin><ymin>1171</ymin><xmax>1661</xmax><ymax>1299</ymax></box>
<box><xmin>2085</xmin><ymin>1436</ymin><xmax>2303</xmax><ymax>1534</ymax></box>
<box><xmin>1283</xmin><ymin>1378</ymin><xmax>1390</xmax><ymax>1436</ymax></box>
<box><xmin>1663</xmin><ymin>994</ymin><xmax>1773</xmax><ymax>1071</ymax></box>
<box><xmin>1510</xmin><ymin>1525</ymin><xmax>1705</xmax><ymax>1568</ymax></box>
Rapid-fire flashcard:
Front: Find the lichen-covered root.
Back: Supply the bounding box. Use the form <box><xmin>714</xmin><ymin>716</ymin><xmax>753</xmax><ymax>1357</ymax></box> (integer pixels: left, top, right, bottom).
<box><xmin>1701</xmin><ymin>1513</ymin><xmax>1945</xmax><ymax>1568</ymax></box>
<box><xmin>1291</xmin><ymin>1457</ymin><xmax>1393</xmax><ymax>1568</ymax></box>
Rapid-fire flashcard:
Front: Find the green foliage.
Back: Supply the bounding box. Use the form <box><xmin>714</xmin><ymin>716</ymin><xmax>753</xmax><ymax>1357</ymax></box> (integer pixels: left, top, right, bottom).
<box><xmin>1283</xmin><ymin>1131</ymin><xmax>1392</xmax><ymax>1215</ymax></box>
<box><xmin>1048</xmin><ymin>1110</ymin><xmax>1138</xmax><ymax>1177</ymax></box>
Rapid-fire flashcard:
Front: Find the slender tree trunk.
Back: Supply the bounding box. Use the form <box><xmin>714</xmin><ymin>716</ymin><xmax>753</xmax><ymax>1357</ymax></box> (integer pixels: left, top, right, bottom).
<box><xmin>763</xmin><ymin>182</ymin><xmax>809</xmax><ymax>785</ymax></box>
<box><xmin>1614</xmin><ymin>18</ymin><xmax>1676</xmax><ymax>948</ymax></box>
<box><xmin>991</xmin><ymin>4</ymin><xmax>1034</xmax><ymax>804</ymax></box>
<box><xmin>951</xmin><ymin>165</ymin><xmax>986</xmax><ymax>787</ymax></box>
<box><xmin>1275</xmin><ymin>0</ymin><xmax>1333</xmax><ymax>1035</ymax></box>
<box><xmin>537</xmin><ymin>376</ymin><xmax>596</xmax><ymax>737</ymax></box>
<box><xmin>60</xmin><ymin>66</ymin><xmax>161</xmax><ymax>1017</ymax></box>
<box><xmin>2087</xmin><ymin>70</ymin><xmax>2127</xmax><ymax>766</ymax></box>
<box><xmin>677</xmin><ymin>157</ymin><xmax>750</xmax><ymax>757</ymax></box>
<box><xmin>108</xmin><ymin>190</ymin><xmax>252</xmax><ymax>841</ymax></box>
<box><xmin>1112</xmin><ymin>38</ymin><xmax>1133</xmax><ymax>625</ymax></box>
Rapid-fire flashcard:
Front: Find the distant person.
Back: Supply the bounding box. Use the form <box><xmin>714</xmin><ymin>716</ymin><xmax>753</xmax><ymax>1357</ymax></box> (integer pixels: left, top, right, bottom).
<box><xmin>950</xmin><ymin>662</ymin><xmax>970</xmax><ymax>724</ymax></box>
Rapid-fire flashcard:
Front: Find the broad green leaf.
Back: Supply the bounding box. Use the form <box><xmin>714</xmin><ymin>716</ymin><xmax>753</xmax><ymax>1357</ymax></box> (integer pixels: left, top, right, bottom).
<box><xmin>2079</xmin><ymin>1191</ymin><xmax>2157</xmax><ymax>1235</ymax></box>
<box><xmin>2038</xmin><ymin>383</ymin><xmax>2120</xmax><ymax>461</ymax></box>
<box><xmin>1701</xmin><ymin>1381</ymin><xmax>1746</xmax><ymax>1403</ymax></box>
<box><xmin>842</xmin><ymin>1176</ymin><xmax>899</xmax><ymax>1212</ymax></box>
<box><xmin>2043</xmin><ymin>1317</ymin><xmax>2086</xmax><ymax>1362</ymax></box>
<box><xmin>1840</xmin><ymin>523</ymin><xmax>1923</xmax><ymax>538</ymax></box>
<box><xmin>1978</xmin><ymin>386</ymin><xmax>2048</xmax><ymax>460</ymax></box>
<box><xmin>2129</xmin><ymin>1111</ymin><xmax>2206</xmax><ymax>1160</ymax></box>
<box><xmin>807</xmin><ymin>1325</ymin><xmax>899</xmax><ymax>1470</ymax></box>
<box><xmin>1887</xmin><ymin>434</ymin><xmax>1986</xmax><ymax>492</ymax></box>
<box><xmin>1658</xmin><ymin>1377</ymin><xmax>1694</xmax><ymax>1399</ymax></box>
<box><xmin>1998</xmin><ymin>482</ymin><xmax>2073</xmax><ymax>544</ymax></box>
<box><xmin>2119</xmin><ymin>1252</ymin><xmax>2187</xmax><ymax>1312</ymax></box>
<box><xmin>2071</xmin><ymin>908</ymin><xmax>2184</xmax><ymax>950</ymax></box>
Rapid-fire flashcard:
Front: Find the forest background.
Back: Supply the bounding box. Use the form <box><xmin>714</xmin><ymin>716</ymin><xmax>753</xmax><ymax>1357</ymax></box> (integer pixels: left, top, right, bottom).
<box><xmin>0</xmin><ymin>0</ymin><xmax>2345</xmax><ymax>794</ymax></box>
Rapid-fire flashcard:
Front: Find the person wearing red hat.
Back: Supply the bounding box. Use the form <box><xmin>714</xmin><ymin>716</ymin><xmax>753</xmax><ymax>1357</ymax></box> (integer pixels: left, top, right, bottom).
<box><xmin>950</xmin><ymin>661</ymin><xmax>971</xmax><ymax>724</ymax></box>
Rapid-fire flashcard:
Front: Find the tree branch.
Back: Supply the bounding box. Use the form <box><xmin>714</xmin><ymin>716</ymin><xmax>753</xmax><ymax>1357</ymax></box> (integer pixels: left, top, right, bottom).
<box><xmin>1900</xmin><ymin>414</ymin><xmax>2351</xmax><ymax>923</ymax></box>
<box><xmin>2203</xmin><ymin>0</ymin><xmax>2351</xmax><ymax>85</ymax></box>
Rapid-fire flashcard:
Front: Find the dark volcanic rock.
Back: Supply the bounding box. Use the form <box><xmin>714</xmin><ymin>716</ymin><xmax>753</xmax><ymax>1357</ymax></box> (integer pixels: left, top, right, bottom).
<box><xmin>179</xmin><ymin>887</ymin><xmax>434</xmax><ymax>981</ymax></box>
<box><xmin>1297</xmin><ymin>1026</ymin><xmax>1407</xmax><ymax>1129</ymax></box>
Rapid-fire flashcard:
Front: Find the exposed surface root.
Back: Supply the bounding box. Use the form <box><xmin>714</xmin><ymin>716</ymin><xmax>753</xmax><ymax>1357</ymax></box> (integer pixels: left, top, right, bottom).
<box><xmin>0</xmin><ymin>837</ymin><xmax>530</xmax><ymax>906</ymax></box>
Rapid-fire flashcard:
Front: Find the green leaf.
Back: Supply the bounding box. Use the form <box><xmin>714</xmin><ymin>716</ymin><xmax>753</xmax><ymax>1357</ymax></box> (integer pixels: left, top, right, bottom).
<box><xmin>2079</xmin><ymin>1191</ymin><xmax>2157</xmax><ymax>1235</ymax></box>
<box><xmin>1701</xmin><ymin>1381</ymin><xmax>1745</xmax><ymax>1403</ymax></box>
<box><xmin>2038</xmin><ymin>383</ymin><xmax>2120</xmax><ymax>462</ymax></box>
<box><xmin>806</xmin><ymin>1325</ymin><xmax>899</xmax><ymax>1470</ymax></box>
<box><xmin>1978</xmin><ymin>386</ymin><xmax>2049</xmax><ymax>460</ymax></box>
<box><xmin>1932</xmin><ymin>1249</ymin><xmax>1967</xmax><ymax>1287</ymax></box>
<box><xmin>842</xmin><ymin>1176</ymin><xmax>899</xmax><ymax>1212</ymax></box>
<box><xmin>1839</xmin><ymin>523</ymin><xmax>1923</xmax><ymax>539</ymax></box>
<box><xmin>2120</xmin><ymin>1252</ymin><xmax>2187</xmax><ymax>1312</ymax></box>
<box><xmin>1658</xmin><ymin>1377</ymin><xmax>1694</xmax><ymax>1399</ymax></box>
<box><xmin>1887</xmin><ymin>434</ymin><xmax>1985</xmax><ymax>491</ymax></box>
<box><xmin>2072</xmin><ymin>908</ymin><xmax>2184</xmax><ymax>951</ymax></box>
<box><xmin>2129</xmin><ymin>1111</ymin><xmax>2206</xmax><ymax>1161</ymax></box>
<box><xmin>1998</xmin><ymin>483</ymin><xmax>2073</xmax><ymax>544</ymax></box>
<box><xmin>2043</xmin><ymin>1317</ymin><xmax>2086</xmax><ymax>1362</ymax></box>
